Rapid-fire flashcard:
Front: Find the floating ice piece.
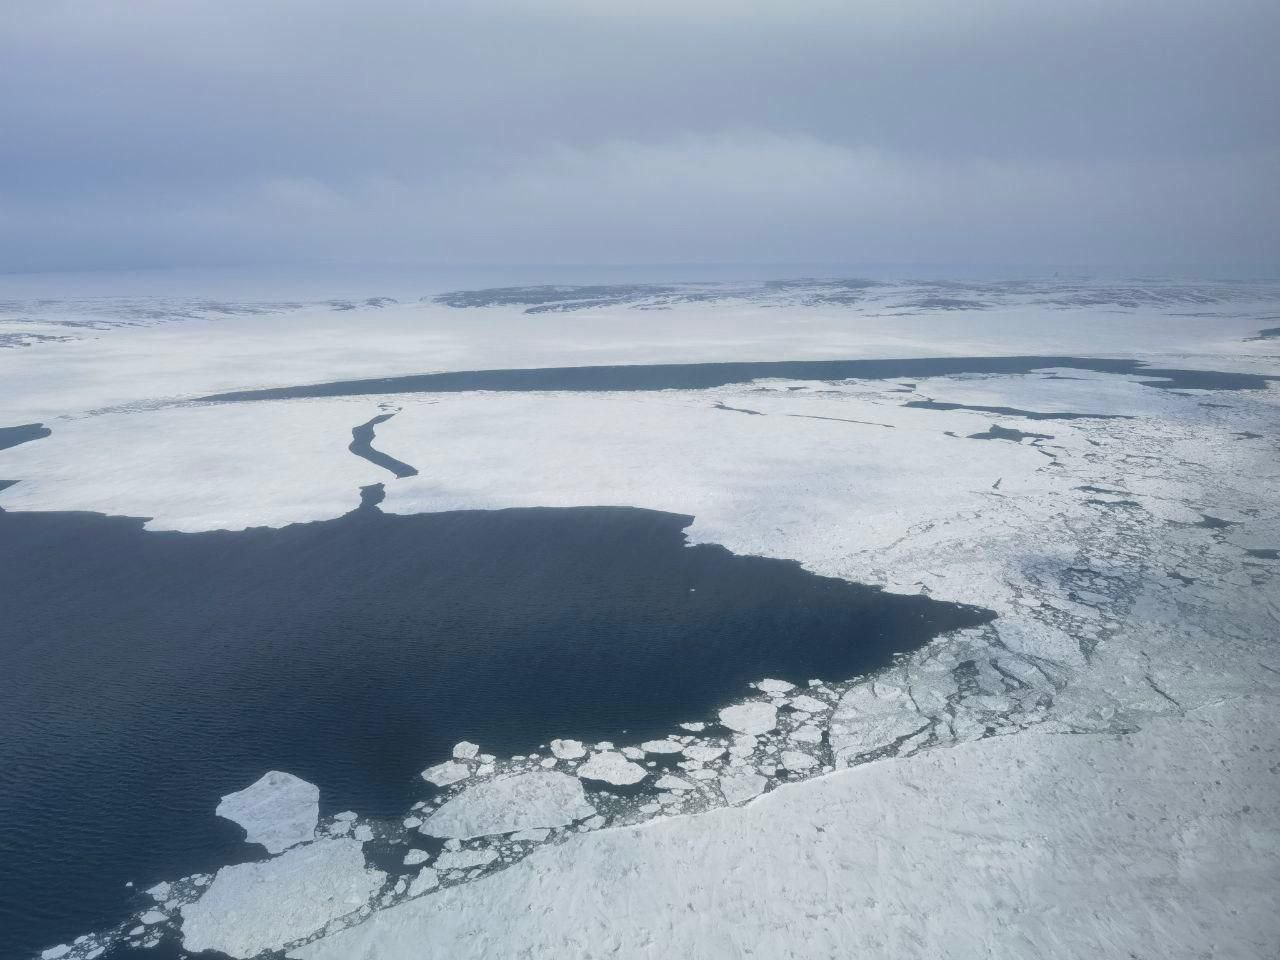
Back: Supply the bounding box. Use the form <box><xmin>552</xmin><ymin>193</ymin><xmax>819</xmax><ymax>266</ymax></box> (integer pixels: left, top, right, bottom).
<box><xmin>435</xmin><ymin>848</ymin><xmax>498</xmax><ymax>871</ymax></box>
<box><xmin>683</xmin><ymin>744</ymin><xmax>727</xmax><ymax>763</ymax></box>
<box><xmin>452</xmin><ymin>741</ymin><xmax>480</xmax><ymax>760</ymax></box>
<box><xmin>790</xmin><ymin>725</ymin><xmax>823</xmax><ymax>744</ymax></box>
<box><xmin>689</xmin><ymin>768</ymin><xmax>718</xmax><ymax>781</ymax></box>
<box><xmin>718</xmin><ymin>770</ymin><xmax>768</xmax><ymax>805</ymax></box>
<box><xmin>641</xmin><ymin>739</ymin><xmax>683</xmax><ymax>754</ymax></box>
<box><xmin>420</xmin><ymin>772</ymin><xmax>595</xmax><ymax>839</ymax></box>
<box><xmin>140</xmin><ymin>910</ymin><xmax>166</xmax><ymax>925</ymax></box>
<box><xmin>788</xmin><ymin>695</ymin><xmax>829</xmax><ymax>714</ymax></box>
<box><xmin>576</xmin><ymin>751</ymin><xmax>647</xmax><ymax>786</ymax></box>
<box><xmin>679</xmin><ymin>722</ymin><xmax>706</xmax><ymax>732</ymax></box>
<box><xmin>215</xmin><ymin>771</ymin><xmax>319</xmax><ymax>854</ymax></box>
<box><xmin>539</xmin><ymin>757</ymin><xmax>557</xmax><ymax>768</ymax></box>
<box><xmin>510</xmin><ymin>828</ymin><xmax>550</xmax><ymax>842</ymax></box>
<box><xmin>550</xmin><ymin>739</ymin><xmax>586</xmax><ymax>760</ymax></box>
<box><xmin>755</xmin><ymin>679</ymin><xmax>795</xmax><ymax>695</ymax></box>
<box><xmin>41</xmin><ymin>946</ymin><xmax>70</xmax><ymax>959</ymax></box>
<box><xmin>780</xmin><ymin>751</ymin><xmax>818</xmax><ymax>772</ymax></box>
<box><xmin>829</xmin><ymin>680</ymin><xmax>929</xmax><ymax>763</ymax></box>
<box><xmin>146</xmin><ymin>881</ymin><xmax>171</xmax><ymax>902</ymax></box>
<box><xmin>180</xmin><ymin>838</ymin><xmax>385</xmax><ymax>958</ymax></box>
<box><xmin>621</xmin><ymin>746</ymin><xmax>644</xmax><ymax>760</ymax></box>
<box><xmin>404</xmin><ymin>849</ymin><xmax>430</xmax><ymax>865</ymax></box>
<box><xmin>421</xmin><ymin>760</ymin><xmax>472</xmax><ymax>787</ymax></box>
<box><xmin>353</xmin><ymin>825</ymin><xmax>373</xmax><ymax>843</ymax></box>
<box><xmin>333</xmin><ymin>811</ymin><xmax>357</xmax><ymax>822</ymax></box>
<box><xmin>403</xmin><ymin>816</ymin><xmax>422</xmax><ymax>829</ymax></box>
<box><xmin>408</xmin><ymin>868</ymin><xmax>439</xmax><ymax>896</ymax></box>
<box><xmin>719</xmin><ymin>702</ymin><xmax>778</xmax><ymax>735</ymax></box>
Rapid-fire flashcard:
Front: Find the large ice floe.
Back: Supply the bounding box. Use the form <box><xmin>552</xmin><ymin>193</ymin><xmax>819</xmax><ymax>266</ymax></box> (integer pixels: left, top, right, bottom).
<box><xmin>8</xmin><ymin>279</ymin><xmax>1280</xmax><ymax>959</ymax></box>
<box><xmin>215</xmin><ymin>770</ymin><xmax>320</xmax><ymax>854</ymax></box>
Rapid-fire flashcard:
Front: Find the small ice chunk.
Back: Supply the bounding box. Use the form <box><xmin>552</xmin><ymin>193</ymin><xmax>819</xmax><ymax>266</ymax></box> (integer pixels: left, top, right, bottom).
<box><xmin>595</xmin><ymin>741</ymin><xmax>615</xmax><ymax>751</ymax></box>
<box><xmin>718</xmin><ymin>770</ymin><xmax>768</xmax><ymax>805</ymax></box>
<box><xmin>328</xmin><ymin>820</ymin><xmax>352</xmax><ymax>837</ymax></box>
<box><xmin>140</xmin><ymin>910</ymin><xmax>166</xmax><ymax>924</ymax></box>
<box><xmin>353</xmin><ymin>825</ymin><xmax>374</xmax><ymax>843</ymax></box>
<box><xmin>583</xmin><ymin>815</ymin><xmax>606</xmax><ymax>830</ymax></box>
<box><xmin>679</xmin><ymin>722</ymin><xmax>706</xmax><ymax>732</ymax></box>
<box><xmin>408</xmin><ymin>867</ymin><xmax>439</xmax><ymax>896</ymax></box>
<box><xmin>576</xmin><ymin>751</ymin><xmax>647</xmax><ymax>786</ymax></box>
<box><xmin>452</xmin><ymin>741</ymin><xmax>480</xmax><ymax>760</ymax></box>
<box><xmin>540</xmin><ymin>757</ymin><xmax>557</xmax><ymax>768</ymax></box>
<box><xmin>145</xmin><ymin>880</ymin><xmax>171</xmax><ymax>902</ymax></box>
<box><xmin>781</xmin><ymin>750</ymin><xmax>818</xmax><ymax>772</ymax></box>
<box><xmin>215</xmin><ymin>771</ymin><xmax>319</xmax><ymax>855</ymax></box>
<box><xmin>404</xmin><ymin>849</ymin><xmax>430</xmax><ymax>865</ymax></box>
<box><xmin>402</xmin><ymin>816</ymin><xmax>422</xmax><ymax>829</ymax></box>
<box><xmin>641</xmin><ymin>739</ymin><xmax>684</xmax><ymax>754</ymax></box>
<box><xmin>333</xmin><ymin>811</ymin><xmax>358</xmax><ymax>822</ymax></box>
<box><xmin>756</xmin><ymin>679</ymin><xmax>795</xmax><ymax>695</ymax></box>
<box><xmin>180</xmin><ymin>839</ymin><xmax>385</xmax><ymax>957</ymax></box>
<box><xmin>421</xmin><ymin>760</ymin><xmax>471</xmax><ymax>787</ymax></box>
<box><xmin>435</xmin><ymin>848</ymin><xmax>498</xmax><ymax>871</ymax></box>
<box><xmin>789</xmin><ymin>695</ymin><xmax>830</xmax><ymax>713</ymax></box>
<box><xmin>510</xmin><ymin>828</ymin><xmax>550</xmax><ymax>843</ymax></box>
<box><xmin>41</xmin><ymin>946</ymin><xmax>71</xmax><ymax>960</ymax></box>
<box><xmin>621</xmin><ymin>746</ymin><xmax>645</xmax><ymax>760</ymax></box>
<box><xmin>421</xmin><ymin>772</ymin><xmax>595</xmax><ymax>839</ymax></box>
<box><xmin>689</xmin><ymin>768</ymin><xmax>718</xmax><ymax>781</ymax></box>
<box><xmin>550</xmin><ymin>739</ymin><xmax>586</xmax><ymax>760</ymax></box>
<box><xmin>683</xmin><ymin>744</ymin><xmax>726</xmax><ymax>763</ymax></box>
<box><xmin>719</xmin><ymin>702</ymin><xmax>778</xmax><ymax>735</ymax></box>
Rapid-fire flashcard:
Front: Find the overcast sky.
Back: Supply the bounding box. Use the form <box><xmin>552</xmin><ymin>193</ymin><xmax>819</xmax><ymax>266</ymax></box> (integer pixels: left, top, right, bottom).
<box><xmin>2</xmin><ymin>0</ymin><xmax>1277</xmax><ymax>274</ymax></box>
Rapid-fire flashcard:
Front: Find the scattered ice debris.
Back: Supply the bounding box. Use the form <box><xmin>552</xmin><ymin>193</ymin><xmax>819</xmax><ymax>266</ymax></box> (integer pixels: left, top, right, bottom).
<box><xmin>421</xmin><ymin>772</ymin><xmax>596</xmax><ymax>839</ymax></box>
<box><xmin>576</xmin><ymin>751</ymin><xmax>647</xmax><ymax>786</ymax></box>
<box><xmin>549</xmin><ymin>738</ymin><xmax>586</xmax><ymax>760</ymax></box>
<box><xmin>451</xmin><ymin>741</ymin><xmax>480</xmax><ymax>760</ymax></box>
<box><xmin>755</xmin><ymin>678</ymin><xmax>795</xmax><ymax>695</ymax></box>
<box><xmin>434</xmin><ymin>848</ymin><xmax>499</xmax><ymax>871</ymax></box>
<box><xmin>421</xmin><ymin>760</ymin><xmax>472</xmax><ymax>787</ymax></box>
<box><xmin>407</xmin><ymin>868</ymin><xmax>439</xmax><ymax>897</ymax></box>
<box><xmin>180</xmin><ymin>838</ymin><xmax>385</xmax><ymax>957</ymax></box>
<box><xmin>655</xmin><ymin>775</ymin><xmax>693</xmax><ymax>792</ymax></box>
<box><xmin>682</xmin><ymin>744</ymin><xmax>726</xmax><ymax>763</ymax></box>
<box><xmin>403</xmin><ymin>849</ymin><xmax>430</xmax><ymax>865</ymax></box>
<box><xmin>214</xmin><ymin>770</ymin><xmax>319</xmax><ymax>854</ymax></box>
<box><xmin>718</xmin><ymin>770</ymin><xmax>768</xmax><ymax>805</ymax></box>
<box><xmin>719</xmin><ymin>701</ymin><xmax>778</xmax><ymax>735</ymax></box>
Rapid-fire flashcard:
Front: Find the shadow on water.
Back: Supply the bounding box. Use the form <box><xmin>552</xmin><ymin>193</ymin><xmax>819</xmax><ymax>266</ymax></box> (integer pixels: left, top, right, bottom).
<box><xmin>200</xmin><ymin>356</ymin><xmax>1278</xmax><ymax>403</ymax></box>
<box><xmin>0</xmin><ymin>501</ymin><xmax>993</xmax><ymax>956</ymax></box>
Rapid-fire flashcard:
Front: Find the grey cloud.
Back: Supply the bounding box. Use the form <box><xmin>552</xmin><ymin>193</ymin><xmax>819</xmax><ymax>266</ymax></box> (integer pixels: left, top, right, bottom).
<box><xmin>1</xmin><ymin>0</ymin><xmax>1276</xmax><ymax>272</ymax></box>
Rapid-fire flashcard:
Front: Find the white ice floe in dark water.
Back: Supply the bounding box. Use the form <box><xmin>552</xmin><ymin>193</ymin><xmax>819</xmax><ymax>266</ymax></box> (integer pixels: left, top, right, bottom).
<box><xmin>181</xmin><ymin>838</ymin><xmax>384</xmax><ymax>957</ymax></box>
<box><xmin>575</xmin><ymin>751</ymin><xmax>647</xmax><ymax>786</ymax></box>
<box><xmin>407</xmin><ymin>868</ymin><xmax>438</xmax><ymax>897</ymax></box>
<box><xmin>215</xmin><ymin>771</ymin><xmax>319</xmax><ymax>854</ymax></box>
<box><xmin>451</xmin><ymin>741</ymin><xmax>480</xmax><ymax>760</ymax></box>
<box><xmin>420</xmin><ymin>772</ymin><xmax>595</xmax><ymax>839</ymax></box>
<box><xmin>754</xmin><ymin>679</ymin><xmax>795</xmax><ymax>695</ymax></box>
<box><xmin>420</xmin><ymin>760</ymin><xmax>472</xmax><ymax>787</ymax></box>
<box><xmin>718</xmin><ymin>702</ymin><xmax>778</xmax><ymax>736</ymax></box>
<box><xmin>683</xmin><ymin>744</ymin><xmax>726</xmax><ymax>763</ymax></box>
<box><xmin>788</xmin><ymin>695</ymin><xmax>829</xmax><ymax>714</ymax></box>
<box><xmin>640</xmin><ymin>739</ymin><xmax>683</xmax><ymax>754</ymax></box>
<box><xmin>549</xmin><ymin>738</ymin><xmax>586</xmax><ymax>760</ymax></box>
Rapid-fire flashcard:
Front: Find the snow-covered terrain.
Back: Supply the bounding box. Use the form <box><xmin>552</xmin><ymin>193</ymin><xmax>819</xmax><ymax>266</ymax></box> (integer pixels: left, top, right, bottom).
<box><xmin>6</xmin><ymin>278</ymin><xmax>1278</xmax><ymax>959</ymax></box>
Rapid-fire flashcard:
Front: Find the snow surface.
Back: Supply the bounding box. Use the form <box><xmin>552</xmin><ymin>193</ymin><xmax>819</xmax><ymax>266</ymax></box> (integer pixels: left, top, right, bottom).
<box><xmin>214</xmin><ymin>771</ymin><xmax>319</xmax><ymax>854</ymax></box>
<box><xmin>292</xmin><ymin>696</ymin><xmax>1280</xmax><ymax>960</ymax></box>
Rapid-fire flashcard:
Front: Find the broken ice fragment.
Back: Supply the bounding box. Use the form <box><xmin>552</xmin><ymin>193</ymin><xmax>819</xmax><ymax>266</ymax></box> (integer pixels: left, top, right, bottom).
<box><xmin>550</xmin><ymin>738</ymin><xmax>586</xmax><ymax>760</ymax></box>
<box><xmin>451</xmin><ymin>741</ymin><xmax>480</xmax><ymax>760</ymax></box>
<box><xmin>421</xmin><ymin>760</ymin><xmax>472</xmax><ymax>787</ymax></box>
<box><xmin>719</xmin><ymin>702</ymin><xmax>778</xmax><ymax>735</ymax></box>
<box><xmin>420</xmin><ymin>772</ymin><xmax>595</xmax><ymax>839</ymax></box>
<box><xmin>575</xmin><ymin>751</ymin><xmax>647</xmax><ymax>786</ymax></box>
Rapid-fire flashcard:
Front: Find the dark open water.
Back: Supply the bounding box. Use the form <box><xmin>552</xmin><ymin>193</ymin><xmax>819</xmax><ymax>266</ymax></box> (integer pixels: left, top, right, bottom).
<box><xmin>0</xmin><ymin>501</ymin><xmax>992</xmax><ymax>958</ymax></box>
